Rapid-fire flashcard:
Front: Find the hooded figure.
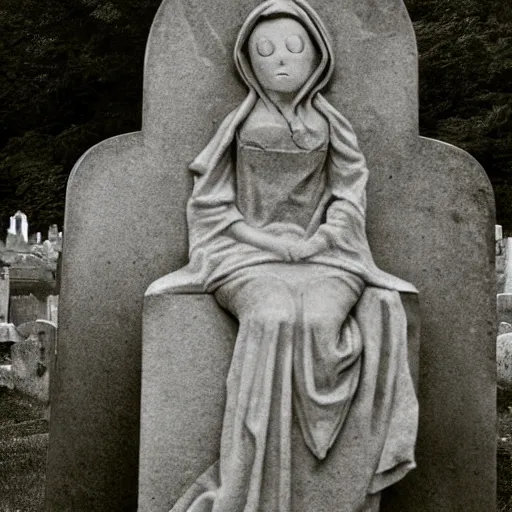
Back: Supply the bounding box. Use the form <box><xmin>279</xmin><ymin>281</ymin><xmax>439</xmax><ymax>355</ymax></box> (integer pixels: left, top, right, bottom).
<box><xmin>153</xmin><ymin>1</ymin><xmax>419</xmax><ymax>511</ymax></box>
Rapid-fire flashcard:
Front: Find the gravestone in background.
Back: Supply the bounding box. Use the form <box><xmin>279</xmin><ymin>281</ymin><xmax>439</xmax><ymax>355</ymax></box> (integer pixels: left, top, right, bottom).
<box><xmin>46</xmin><ymin>295</ymin><xmax>59</xmax><ymax>325</ymax></box>
<box><xmin>12</xmin><ymin>320</ymin><xmax>55</xmax><ymax>402</ymax></box>
<box><xmin>9</xmin><ymin>294</ymin><xmax>46</xmax><ymax>326</ymax></box>
<box><xmin>0</xmin><ymin>267</ymin><xmax>8</xmax><ymax>322</ymax></box>
<box><xmin>496</xmin><ymin>228</ymin><xmax>506</xmax><ymax>295</ymax></box>
<box><xmin>497</xmin><ymin>237</ymin><xmax>512</xmax><ymax>323</ymax></box>
<box><xmin>497</xmin><ymin>332</ymin><xmax>512</xmax><ymax>387</ymax></box>
<box><xmin>46</xmin><ymin>0</ymin><xmax>496</xmax><ymax>510</ymax></box>
<box><xmin>6</xmin><ymin>211</ymin><xmax>29</xmax><ymax>252</ymax></box>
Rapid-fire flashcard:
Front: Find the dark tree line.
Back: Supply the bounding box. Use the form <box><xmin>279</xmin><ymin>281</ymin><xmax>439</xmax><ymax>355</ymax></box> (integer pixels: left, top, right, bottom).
<box><xmin>0</xmin><ymin>0</ymin><xmax>160</xmax><ymax>233</ymax></box>
<box><xmin>1</xmin><ymin>0</ymin><xmax>511</xmax><ymax>233</ymax></box>
<box><xmin>408</xmin><ymin>0</ymin><xmax>512</xmax><ymax>228</ymax></box>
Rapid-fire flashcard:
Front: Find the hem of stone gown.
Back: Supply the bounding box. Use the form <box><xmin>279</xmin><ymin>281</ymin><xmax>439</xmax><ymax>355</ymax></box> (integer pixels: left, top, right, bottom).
<box><xmin>168</xmin><ymin>461</ymin><xmax>387</xmax><ymax>512</ymax></box>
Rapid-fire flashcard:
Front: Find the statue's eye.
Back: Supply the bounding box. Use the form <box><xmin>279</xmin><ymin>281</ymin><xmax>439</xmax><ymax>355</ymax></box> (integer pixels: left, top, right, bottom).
<box><xmin>256</xmin><ymin>38</ymin><xmax>275</xmax><ymax>57</ymax></box>
<box><xmin>286</xmin><ymin>35</ymin><xmax>304</xmax><ymax>54</ymax></box>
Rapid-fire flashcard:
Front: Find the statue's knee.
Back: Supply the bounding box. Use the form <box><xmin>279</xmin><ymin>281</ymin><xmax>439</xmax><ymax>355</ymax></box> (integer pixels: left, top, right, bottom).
<box><xmin>303</xmin><ymin>294</ymin><xmax>352</xmax><ymax>329</ymax></box>
<box><xmin>250</xmin><ymin>290</ymin><xmax>295</xmax><ymax>327</ymax></box>
<box><xmin>303</xmin><ymin>309</ymin><xmax>340</xmax><ymax>332</ymax></box>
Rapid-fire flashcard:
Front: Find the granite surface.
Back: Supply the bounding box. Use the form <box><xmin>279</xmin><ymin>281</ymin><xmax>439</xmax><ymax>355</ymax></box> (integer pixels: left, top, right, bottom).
<box><xmin>45</xmin><ymin>0</ymin><xmax>496</xmax><ymax>510</ymax></box>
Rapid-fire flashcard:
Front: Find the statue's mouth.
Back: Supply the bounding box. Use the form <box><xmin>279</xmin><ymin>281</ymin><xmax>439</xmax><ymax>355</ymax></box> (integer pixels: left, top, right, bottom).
<box><xmin>276</xmin><ymin>72</ymin><xmax>289</xmax><ymax>77</ymax></box>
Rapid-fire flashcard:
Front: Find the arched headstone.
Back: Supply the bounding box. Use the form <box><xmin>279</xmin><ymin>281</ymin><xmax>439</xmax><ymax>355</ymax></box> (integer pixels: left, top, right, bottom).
<box><xmin>46</xmin><ymin>1</ymin><xmax>496</xmax><ymax>510</ymax></box>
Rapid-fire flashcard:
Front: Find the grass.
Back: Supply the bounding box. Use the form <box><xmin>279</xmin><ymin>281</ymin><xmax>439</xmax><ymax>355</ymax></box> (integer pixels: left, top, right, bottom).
<box><xmin>498</xmin><ymin>387</ymin><xmax>512</xmax><ymax>512</ymax></box>
<box><xmin>0</xmin><ymin>388</ymin><xmax>47</xmax><ymax>512</ymax></box>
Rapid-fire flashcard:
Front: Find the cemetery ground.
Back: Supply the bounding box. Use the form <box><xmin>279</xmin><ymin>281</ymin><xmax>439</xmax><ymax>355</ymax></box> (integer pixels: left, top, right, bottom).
<box><xmin>0</xmin><ymin>386</ymin><xmax>510</xmax><ymax>510</ymax></box>
<box><xmin>0</xmin><ymin>388</ymin><xmax>46</xmax><ymax>512</ymax></box>
<box><xmin>498</xmin><ymin>386</ymin><xmax>512</xmax><ymax>511</ymax></box>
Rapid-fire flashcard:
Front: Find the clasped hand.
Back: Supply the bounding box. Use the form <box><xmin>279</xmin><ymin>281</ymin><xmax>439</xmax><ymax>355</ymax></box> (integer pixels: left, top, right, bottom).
<box><xmin>270</xmin><ymin>238</ymin><xmax>319</xmax><ymax>262</ymax></box>
<box><xmin>226</xmin><ymin>221</ymin><xmax>327</xmax><ymax>262</ymax></box>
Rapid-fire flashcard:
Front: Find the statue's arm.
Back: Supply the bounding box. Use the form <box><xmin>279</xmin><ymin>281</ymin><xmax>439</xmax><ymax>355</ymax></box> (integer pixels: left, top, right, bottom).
<box><xmin>225</xmin><ymin>221</ymin><xmax>296</xmax><ymax>261</ymax></box>
<box><xmin>288</xmin><ymin>232</ymin><xmax>330</xmax><ymax>260</ymax></box>
<box><xmin>276</xmin><ymin>96</ymin><xmax>370</xmax><ymax>262</ymax></box>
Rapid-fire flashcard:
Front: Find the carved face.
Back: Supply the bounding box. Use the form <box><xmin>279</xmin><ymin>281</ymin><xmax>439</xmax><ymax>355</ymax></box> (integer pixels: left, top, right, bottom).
<box><xmin>247</xmin><ymin>17</ymin><xmax>317</xmax><ymax>95</ymax></box>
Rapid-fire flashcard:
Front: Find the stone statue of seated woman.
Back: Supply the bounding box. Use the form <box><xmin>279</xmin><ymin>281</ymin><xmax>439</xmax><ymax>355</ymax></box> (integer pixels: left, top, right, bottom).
<box><xmin>145</xmin><ymin>1</ymin><xmax>419</xmax><ymax>510</ymax></box>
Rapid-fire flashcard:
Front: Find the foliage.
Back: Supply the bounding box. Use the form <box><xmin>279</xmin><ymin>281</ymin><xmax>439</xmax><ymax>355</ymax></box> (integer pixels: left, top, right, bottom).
<box><xmin>0</xmin><ymin>0</ymin><xmax>161</xmax><ymax>233</ymax></box>
<box><xmin>406</xmin><ymin>0</ymin><xmax>512</xmax><ymax>231</ymax></box>
<box><xmin>1</xmin><ymin>0</ymin><xmax>512</xmax><ymax>231</ymax></box>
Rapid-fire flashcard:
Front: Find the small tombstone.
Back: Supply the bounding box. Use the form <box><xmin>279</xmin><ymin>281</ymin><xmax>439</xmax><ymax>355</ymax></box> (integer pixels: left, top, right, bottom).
<box><xmin>9</xmin><ymin>294</ymin><xmax>46</xmax><ymax>325</ymax></box>
<box><xmin>0</xmin><ymin>322</ymin><xmax>24</xmax><ymax>343</ymax></box>
<box><xmin>498</xmin><ymin>322</ymin><xmax>512</xmax><ymax>336</ymax></box>
<box><xmin>48</xmin><ymin>224</ymin><xmax>59</xmax><ymax>242</ymax></box>
<box><xmin>498</xmin><ymin>293</ymin><xmax>512</xmax><ymax>325</ymax></box>
<box><xmin>0</xmin><ymin>267</ymin><xmax>9</xmax><ymax>322</ymax></box>
<box><xmin>6</xmin><ymin>211</ymin><xmax>29</xmax><ymax>253</ymax></box>
<box><xmin>503</xmin><ymin>239</ymin><xmax>512</xmax><ymax>293</ymax></box>
<box><xmin>12</xmin><ymin>320</ymin><xmax>56</xmax><ymax>402</ymax></box>
<box><xmin>0</xmin><ymin>322</ymin><xmax>24</xmax><ymax>363</ymax></box>
<box><xmin>497</xmin><ymin>332</ymin><xmax>512</xmax><ymax>388</ymax></box>
<box><xmin>41</xmin><ymin>240</ymin><xmax>59</xmax><ymax>265</ymax></box>
<box><xmin>496</xmin><ymin>237</ymin><xmax>507</xmax><ymax>293</ymax></box>
<box><xmin>46</xmin><ymin>295</ymin><xmax>59</xmax><ymax>326</ymax></box>
<box><xmin>11</xmin><ymin>211</ymin><xmax>29</xmax><ymax>242</ymax></box>
<box><xmin>48</xmin><ymin>225</ymin><xmax>62</xmax><ymax>252</ymax></box>
<box><xmin>496</xmin><ymin>225</ymin><xmax>503</xmax><ymax>242</ymax></box>
<box><xmin>6</xmin><ymin>211</ymin><xmax>30</xmax><ymax>252</ymax></box>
